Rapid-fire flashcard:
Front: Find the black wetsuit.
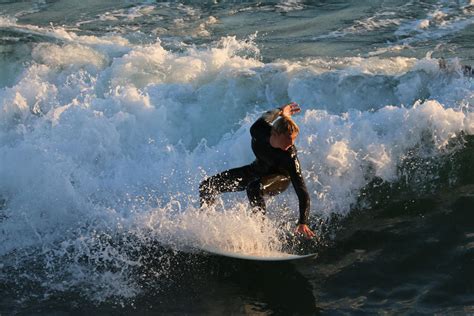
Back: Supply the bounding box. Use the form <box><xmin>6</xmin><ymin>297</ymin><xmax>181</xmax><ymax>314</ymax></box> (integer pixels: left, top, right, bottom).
<box><xmin>199</xmin><ymin>108</ymin><xmax>311</xmax><ymax>225</ymax></box>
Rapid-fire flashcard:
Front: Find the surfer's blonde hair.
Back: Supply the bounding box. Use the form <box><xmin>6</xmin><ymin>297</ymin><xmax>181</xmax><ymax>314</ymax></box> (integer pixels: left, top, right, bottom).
<box><xmin>272</xmin><ymin>115</ymin><xmax>299</xmax><ymax>136</ymax></box>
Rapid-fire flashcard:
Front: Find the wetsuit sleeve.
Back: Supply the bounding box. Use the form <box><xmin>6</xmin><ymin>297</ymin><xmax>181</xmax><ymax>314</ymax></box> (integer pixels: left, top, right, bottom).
<box><xmin>288</xmin><ymin>152</ymin><xmax>311</xmax><ymax>225</ymax></box>
<box><xmin>261</xmin><ymin>108</ymin><xmax>282</xmax><ymax>123</ymax></box>
<box><xmin>250</xmin><ymin>108</ymin><xmax>282</xmax><ymax>138</ymax></box>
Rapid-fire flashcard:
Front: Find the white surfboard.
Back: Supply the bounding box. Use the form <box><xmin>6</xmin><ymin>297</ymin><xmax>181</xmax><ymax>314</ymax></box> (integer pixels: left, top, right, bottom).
<box><xmin>197</xmin><ymin>245</ymin><xmax>317</xmax><ymax>261</ymax></box>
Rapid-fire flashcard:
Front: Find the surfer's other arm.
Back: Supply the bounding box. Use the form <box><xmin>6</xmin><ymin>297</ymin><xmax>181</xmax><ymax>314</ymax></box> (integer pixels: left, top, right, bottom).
<box><xmin>287</xmin><ymin>152</ymin><xmax>315</xmax><ymax>238</ymax></box>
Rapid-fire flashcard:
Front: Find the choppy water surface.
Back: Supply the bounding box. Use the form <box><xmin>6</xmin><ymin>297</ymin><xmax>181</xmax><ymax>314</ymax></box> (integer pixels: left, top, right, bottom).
<box><xmin>0</xmin><ymin>0</ymin><xmax>473</xmax><ymax>314</ymax></box>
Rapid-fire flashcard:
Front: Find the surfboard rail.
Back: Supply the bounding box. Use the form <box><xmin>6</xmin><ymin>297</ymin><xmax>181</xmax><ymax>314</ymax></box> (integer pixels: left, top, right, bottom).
<box><xmin>197</xmin><ymin>245</ymin><xmax>317</xmax><ymax>261</ymax></box>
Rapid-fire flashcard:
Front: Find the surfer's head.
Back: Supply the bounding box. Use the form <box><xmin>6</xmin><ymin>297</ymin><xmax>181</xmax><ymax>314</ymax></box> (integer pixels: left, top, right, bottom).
<box><xmin>270</xmin><ymin>115</ymin><xmax>299</xmax><ymax>151</ymax></box>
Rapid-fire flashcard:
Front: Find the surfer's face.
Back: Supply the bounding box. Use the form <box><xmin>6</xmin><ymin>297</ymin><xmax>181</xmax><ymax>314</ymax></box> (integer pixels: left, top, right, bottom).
<box><xmin>271</xmin><ymin>131</ymin><xmax>298</xmax><ymax>151</ymax></box>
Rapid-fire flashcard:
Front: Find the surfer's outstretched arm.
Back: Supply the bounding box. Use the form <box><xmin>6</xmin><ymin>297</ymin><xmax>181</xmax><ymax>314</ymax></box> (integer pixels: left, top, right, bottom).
<box><xmin>250</xmin><ymin>102</ymin><xmax>301</xmax><ymax>141</ymax></box>
<box><xmin>260</xmin><ymin>102</ymin><xmax>301</xmax><ymax>123</ymax></box>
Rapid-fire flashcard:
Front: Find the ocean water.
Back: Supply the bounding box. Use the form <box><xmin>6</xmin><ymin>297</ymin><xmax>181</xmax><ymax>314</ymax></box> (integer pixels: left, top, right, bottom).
<box><xmin>0</xmin><ymin>0</ymin><xmax>473</xmax><ymax>314</ymax></box>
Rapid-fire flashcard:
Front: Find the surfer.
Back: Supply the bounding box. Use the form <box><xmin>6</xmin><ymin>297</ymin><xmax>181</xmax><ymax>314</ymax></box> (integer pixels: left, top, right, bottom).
<box><xmin>199</xmin><ymin>102</ymin><xmax>316</xmax><ymax>238</ymax></box>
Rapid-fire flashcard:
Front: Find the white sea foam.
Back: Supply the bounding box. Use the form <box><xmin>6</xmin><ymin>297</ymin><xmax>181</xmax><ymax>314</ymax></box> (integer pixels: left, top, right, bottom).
<box><xmin>395</xmin><ymin>6</ymin><xmax>474</xmax><ymax>44</ymax></box>
<box><xmin>32</xmin><ymin>43</ymin><xmax>109</xmax><ymax>71</ymax></box>
<box><xmin>0</xmin><ymin>19</ymin><xmax>472</xmax><ymax>302</ymax></box>
<box><xmin>313</xmin><ymin>12</ymin><xmax>402</xmax><ymax>40</ymax></box>
<box><xmin>313</xmin><ymin>2</ymin><xmax>473</xmax><ymax>56</ymax></box>
<box><xmin>276</xmin><ymin>0</ymin><xmax>305</xmax><ymax>12</ymax></box>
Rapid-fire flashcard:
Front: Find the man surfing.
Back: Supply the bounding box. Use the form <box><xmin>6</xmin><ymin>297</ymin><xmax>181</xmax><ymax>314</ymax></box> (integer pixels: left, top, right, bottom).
<box><xmin>199</xmin><ymin>102</ymin><xmax>316</xmax><ymax>239</ymax></box>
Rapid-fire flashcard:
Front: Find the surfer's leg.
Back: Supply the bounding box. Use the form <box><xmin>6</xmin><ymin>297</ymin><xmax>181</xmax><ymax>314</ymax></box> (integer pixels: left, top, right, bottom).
<box><xmin>261</xmin><ymin>174</ymin><xmax>291</xmax><ymax>196</ymax></box>
<box><xmin>199</xmin><ymin>165</ymin><xmax>255</xmax><ymax>207</ymax></box>
<box><xmin>246</xmin><ymin>179</ymin><xmax>266</xmax><ymax>214</ymax></box>
<box><xmin>246</xmin><ymin>174</ymin><xmax>291</xmax><ymax>214</ymax></box>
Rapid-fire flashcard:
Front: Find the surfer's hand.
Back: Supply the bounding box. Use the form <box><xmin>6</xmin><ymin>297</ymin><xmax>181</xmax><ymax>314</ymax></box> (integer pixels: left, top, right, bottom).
<box><xmin>295</xmin><ymin>224</ymin><xmax>316</xmax><ymax>239</ymax></box>
<box><xmin>280</xmin><ymin>102</ymin><xmax>301</xmax><ymax>117</ymax></box>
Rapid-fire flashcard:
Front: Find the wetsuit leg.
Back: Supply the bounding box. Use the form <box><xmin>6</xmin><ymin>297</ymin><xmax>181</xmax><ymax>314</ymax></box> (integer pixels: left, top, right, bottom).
<box><xmin>247</xmin><ymin>174</ymin><xmax>290</xmax><ymax>214</ymax></box>
<box><xmin>261</xmin><ymin>174</ymin><xmax>291</xmax><ymax>196</ymax></box>
<box><xmin>199</xmin><ymin>165</ymin><xmax>256</xmax><ymax>207</ymax></box>
<box><xmin>246</xmin><ymin>179</ymin><xmax>266</xmax><ymax>214</ymax></box>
